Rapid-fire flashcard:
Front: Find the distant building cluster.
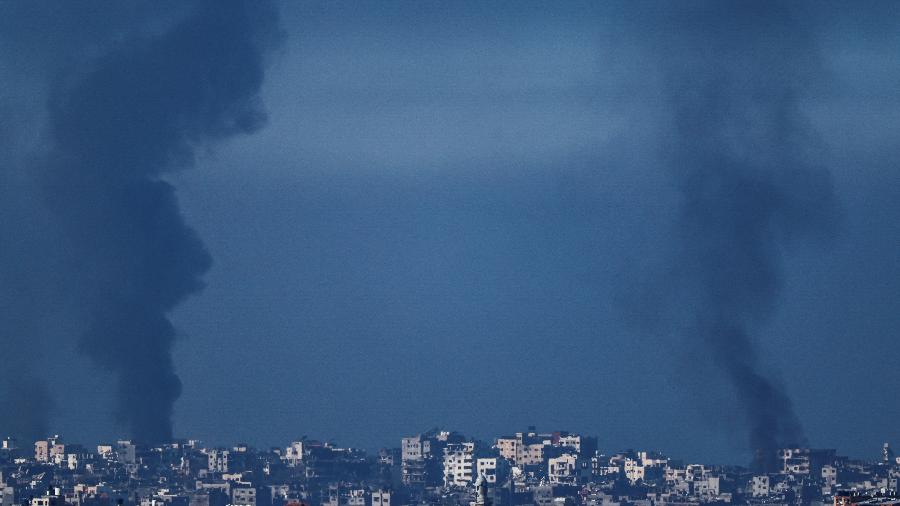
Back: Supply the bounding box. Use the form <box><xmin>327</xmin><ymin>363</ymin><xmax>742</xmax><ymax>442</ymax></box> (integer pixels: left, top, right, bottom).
<box><xmin>0</xmin><ymin>430</ymin><xmax>898</xmax><ymax>506</ymax></box>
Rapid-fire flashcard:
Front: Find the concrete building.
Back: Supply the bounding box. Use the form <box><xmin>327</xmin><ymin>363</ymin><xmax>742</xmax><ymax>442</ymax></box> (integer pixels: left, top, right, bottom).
<box><xmin>476</xmin><ymin>457</ymin><xmax>510</xmax><ymax>485</ymax></box>
<box><xmin>624</xmin><ymin>458</ymin><xmax>646</xmax><ymax>484</ymax></box>
<box><xmin>96</xmin><ymin>445</ymin><xmax>114</xmax><ymax>459</ymax></box>
<box><xmin>496</xmin><ymin>431</ymin><xmax>548</xmax><ymax>467</ymax></box>
<box><xmin>0</xmin><ymin>473</ymin><xmax>15</xmax><ymax>506</ymax></box>
<box><xmin>371</xmin><ymin>490</ymin><xmax>391</xmax><ymax>506</ymax></box>
<box><xmin>322</xmin><ymin>486</ymin><xmax>364</xmax><ymax>506</ymax></box>
<box><xmin>33</xmin><ymin>436</ymin><xmax>65</xmax><ymax>465</ymax></box>
<box><xmin>345</xmin><ymin>489</ymin><xmax>365</xmax><ymax>506</ymax></box>
<box><xmin>284</xmin><ymin>441</ymin><xmax>305</xmax><ymax>466</ymax></box>
<box><xmin>231</xmin><ymin>486</ymin><xmax>257</xmax><ymax>506</ymax></box>
<box><xmin>548</xmin><ymin>453</ymin><xmax>586</xmax><ymax>485</ymax></box>
<box><xmin>49</xmin><ymin>442</ymin><xmax>66</xmax><ymax>466</ymax></box>
<box><xmin>751</xmin><ymin>475</ymin><xmax>770</xmax><ymax>497</ymax></box>
<box><xmin>402</xmin><ymin>431</ymin><xmax>462</xmax><ymax>487</ymax></box>
<box><xmin>694</xmin><ymin>476</ymin><xmax>721</xmax><ymax>497</ymax></box>
<box><xmin>497</xmin><ymin>430</ymin><xmax>594</xmax><ymax>469</ymax></box>
<box><xmin>532</xmin><ymin>485</ymin><xmax>554</xmax><ymax>506</ymax></box>
<box><xmin>401</xmin><ymin>434</ymin><xmax>431</xmax><ymax>486</ymax></box>
<box><xmin>444</xmin><ymin>442</ymin><xmax>477</xmax><ymax>488</ymax></box>
<box><xmin>34</xmin><ymin>440</ymin><xmax>49</xmax><ymax>463</ymax></box>
<box><xmin>555</xmin><ymin>434</ymin><xmax>598</xmax><ymax>457</ymax></box>
<box><xmin>207</xmin><ymin>449</ymin><xmax>229</xmax><ymax>473</ymax></box>
<box><xmin>116</xmin><ymin>440</ymin><xmax>137</xmax><ymax>465</ymax></box>
<box><xmin>823</xmin><ymin>465</ymin><xmax>838</xmax><ymax>487</ymax></box>
<box><xmin>779</xmin><ymin>448</ymin><xmax>836</xmax><ymax>476</ymax></box>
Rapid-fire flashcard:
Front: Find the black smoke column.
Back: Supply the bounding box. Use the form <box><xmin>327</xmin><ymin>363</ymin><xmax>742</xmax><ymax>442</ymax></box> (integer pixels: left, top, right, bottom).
<box><xmin>38</xmin><ymin>0</ymin><xmax>280</xmax><ymax>443</ymax></box>
<box><xmin>658</xmin><ymin>2</ymin><xmax>837</xmax><ymax>471</ymax></box>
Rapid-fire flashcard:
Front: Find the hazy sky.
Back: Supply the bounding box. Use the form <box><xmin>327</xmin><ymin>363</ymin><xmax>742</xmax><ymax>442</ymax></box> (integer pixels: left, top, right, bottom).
<box><xmin>2</xmin><ymin>1</ymin><xmax>900</xmax><ymax>464</ymax></box>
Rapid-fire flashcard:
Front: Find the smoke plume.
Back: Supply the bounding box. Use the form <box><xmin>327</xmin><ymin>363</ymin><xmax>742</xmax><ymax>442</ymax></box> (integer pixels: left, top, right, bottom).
<box><xmin>0</xmin><ymin>0</ymin><xmax>280</xmax><ymax>443</ymax></box>
<box><xmin>657</xmin><ymin>2</ymin><xmax>837</xmax><ymax>470</ymax></box>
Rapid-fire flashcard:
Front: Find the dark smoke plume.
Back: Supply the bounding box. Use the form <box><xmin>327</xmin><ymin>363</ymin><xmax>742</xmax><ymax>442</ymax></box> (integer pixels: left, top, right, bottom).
<box><xmin>657</xmin><ymin>2</ymin><xmax>837</xmax><ymax>470</ymax></box>
<box><xmin>0</xmin><ymin>0</ymin><xmax>280</xmax><ymax>443</ymax></box>
<box><xmin>0</xmin><ymin>124</ymin><xmax>59</xmax><ymax>441</ymax></box>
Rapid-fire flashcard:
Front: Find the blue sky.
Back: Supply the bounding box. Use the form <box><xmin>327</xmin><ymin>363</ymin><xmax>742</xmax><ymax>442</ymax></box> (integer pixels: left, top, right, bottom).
<box><xmin>2</xmin><ymin>1</ymin><xmax>899</xmax><ymax>464</ymax></box>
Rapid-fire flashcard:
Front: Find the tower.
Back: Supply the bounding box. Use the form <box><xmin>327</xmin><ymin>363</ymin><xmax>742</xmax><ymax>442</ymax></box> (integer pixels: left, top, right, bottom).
<box><xmin>471</xmin><ymin>473</ymin><xmax>490</xmax><ymax>506</ymax></box>
<box><xmin>883</xmin><ymin>443</ymin><xmax>894</xmax><ymax>463</ymax></box>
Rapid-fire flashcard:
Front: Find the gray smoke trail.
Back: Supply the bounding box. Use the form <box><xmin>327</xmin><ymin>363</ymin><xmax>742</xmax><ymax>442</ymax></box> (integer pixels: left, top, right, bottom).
<box><xmin>657</xmin><ymin>2</ymin><xmax>837</xmax><ymax>470</ymax></box>
<box><xmin>0</xmin><ymin>0</ymin><xmax>280</xmax><ymax>443</ymax></box>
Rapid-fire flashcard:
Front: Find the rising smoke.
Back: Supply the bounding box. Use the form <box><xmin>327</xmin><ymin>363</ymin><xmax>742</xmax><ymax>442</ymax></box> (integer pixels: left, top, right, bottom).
<box><xmin>656</xmin><ymin>2</ymin><xmax>838</xmax><ymax>470</ymax></box>
<box><xmin>0</xmin><ymin>0</ymin><xmax>280</xmax><ymax>443</ymax></box>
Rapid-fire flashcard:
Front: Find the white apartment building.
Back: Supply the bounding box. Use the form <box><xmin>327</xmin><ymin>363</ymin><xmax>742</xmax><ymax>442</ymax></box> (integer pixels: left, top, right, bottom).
<box><xmin>284</xmin><ymin>441</ymin><xmax>304</xmax><ymax>466</ymax></box>
<box><xmin>444</xmin><ymin>442</ymin><xmax>476</xmax><ymax>487</ymax></box>
<box><xmin>548</xmin><ymin>453</ymin><xmax>583</xmax><ymax>485</ymax></box>
<box><xmin>207</xmin><ymin>449</ymin><xmax>229</xmax><ymax>473</ymax></box>
<box><xmin>476</xmin><ymin>457</ymin><xmax>509</xmax><ymax>484</ymax></box>
<box><xmin>624</xmin><ymin>458</ymin><xmax>645</xmax><ymax>483</ymax></box>
<box><xmin>557</xmin><ymin>435</ymin><xmax>583</xmax><ymax>453</ymax></box>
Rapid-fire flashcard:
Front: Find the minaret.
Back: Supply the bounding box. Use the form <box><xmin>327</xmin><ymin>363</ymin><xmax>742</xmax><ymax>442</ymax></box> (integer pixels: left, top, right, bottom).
<box><xmin>472</xmin><ymin>472</ymin><xmax>490</xmax><ymax>506</ymax></box>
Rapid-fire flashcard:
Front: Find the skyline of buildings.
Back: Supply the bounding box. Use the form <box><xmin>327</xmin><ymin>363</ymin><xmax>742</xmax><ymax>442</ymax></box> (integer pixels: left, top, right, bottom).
<box><xmin>1</xmin><ymin>426</ymin><xmax>899</xmax><ymax>506</ymax></box>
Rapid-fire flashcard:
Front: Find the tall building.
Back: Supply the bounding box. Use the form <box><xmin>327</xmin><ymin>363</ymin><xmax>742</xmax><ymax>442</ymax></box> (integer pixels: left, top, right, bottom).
<box><xmin>34</xmin><ymin>440</ymin><xmax>49</xmax><ymax>463</ymax></box>
<box><xmin>444</xmin><ymin>442</ymin><xmax>479</xmax><ymax>488</ymax></box>
<box><xmin>401</xmin><ymin>431</ymin><xmax>463</xmax><ymax>487</ymax></box>
<box><xmin>496</xmin><ymin>431</ymin><xmax>547</xmax><ymax>467</ymax></box>
<box><xmin>475</xmin><ymin>457</ymin><xmax>510</xmax><ymax>485</ymax></box>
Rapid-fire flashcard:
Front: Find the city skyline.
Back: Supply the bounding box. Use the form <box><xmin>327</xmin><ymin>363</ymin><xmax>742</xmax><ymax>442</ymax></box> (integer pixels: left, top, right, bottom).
<box><xmin>2</xmin><ymin>426</ymin><xmax>900</xmax><ymax>506</ymax></box>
